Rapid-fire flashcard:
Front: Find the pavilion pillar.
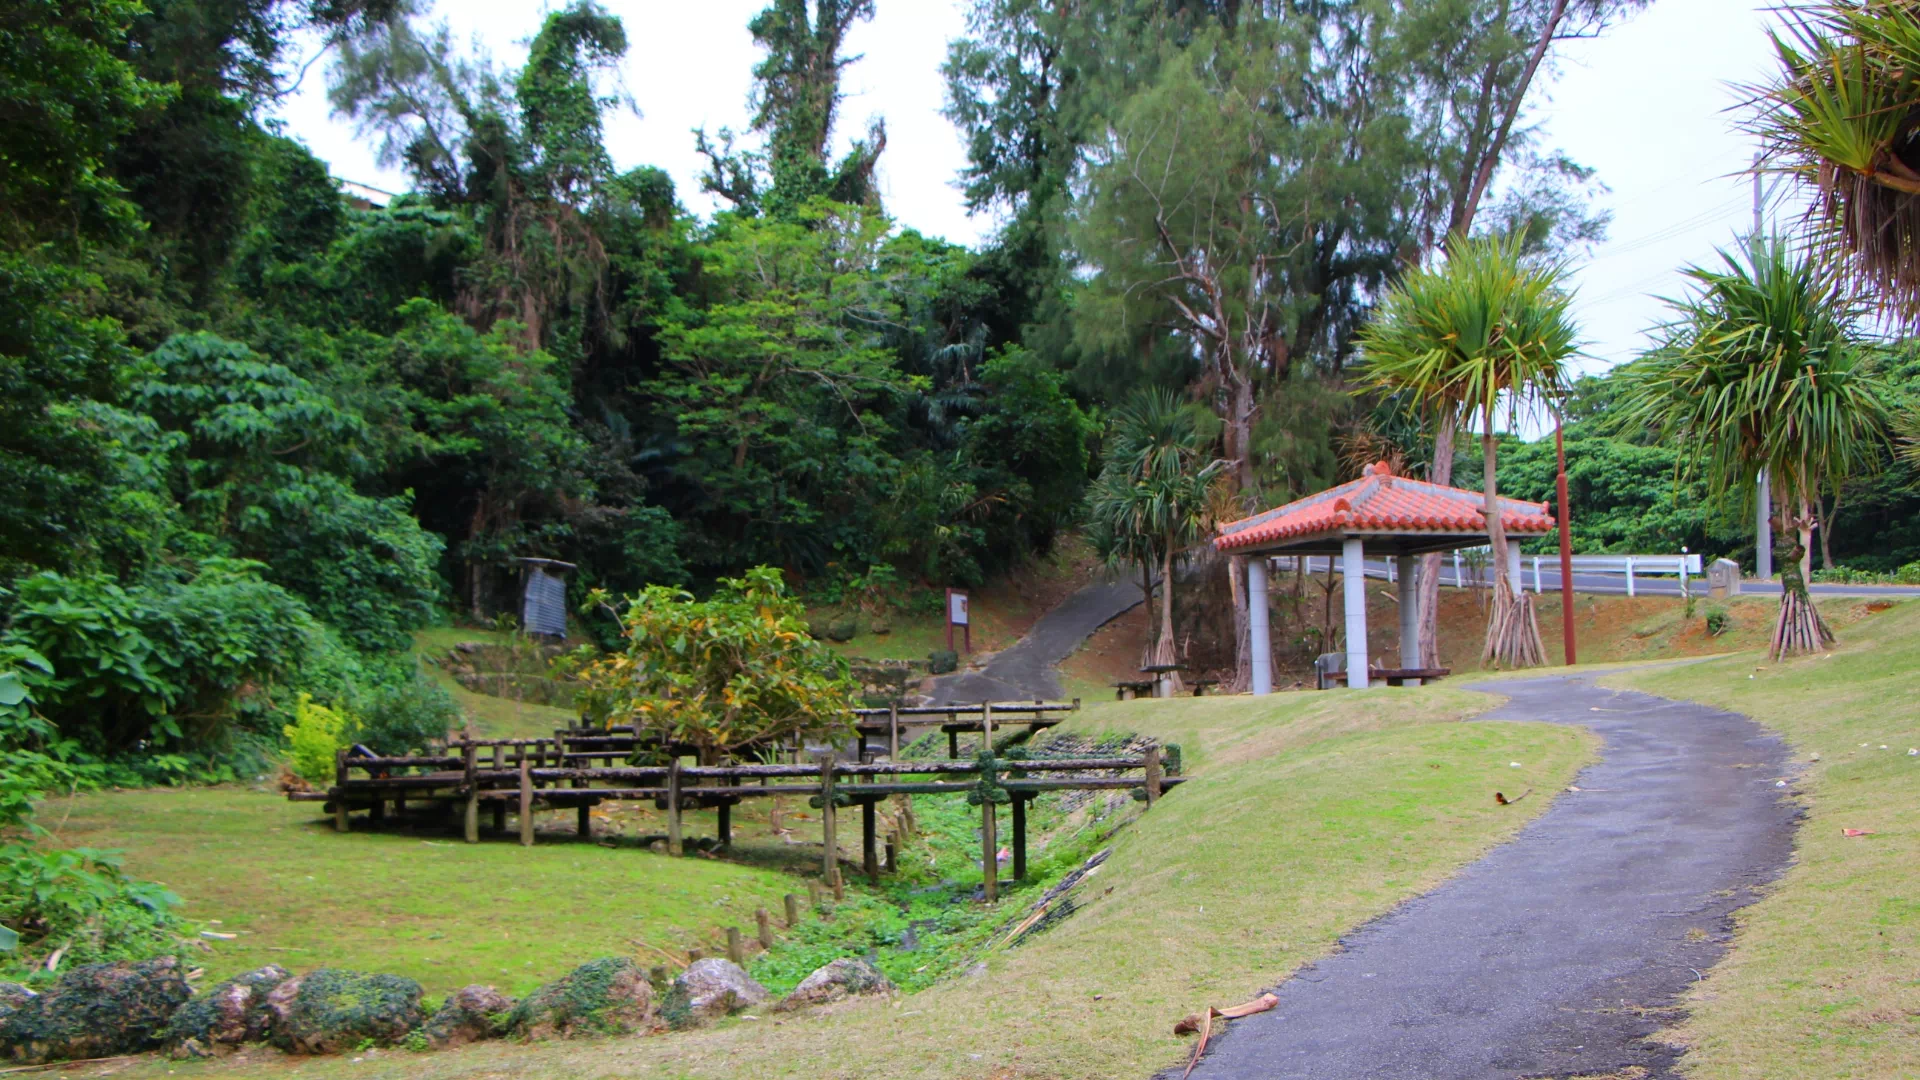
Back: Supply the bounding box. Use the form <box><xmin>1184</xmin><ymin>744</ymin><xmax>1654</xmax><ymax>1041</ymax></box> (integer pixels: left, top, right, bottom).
<box><xmin>1506</xmin><ymin>542</ymin><xmax>1524</xmax><ymax>596</ymax></box>
<box><xmin>1248</xmin><ymin>557</ymin><xmax>1272</xmax><ymax>696</ymax></box>
<box><xmin>1396</xmin><ymin>554</ymin><xmax>1420</xmax><ymax>681</ymax></box>
<box><xmin>1343</xmin><ymin>537</ymin><xmax>1369</xmax><ymax>689</ymax></box>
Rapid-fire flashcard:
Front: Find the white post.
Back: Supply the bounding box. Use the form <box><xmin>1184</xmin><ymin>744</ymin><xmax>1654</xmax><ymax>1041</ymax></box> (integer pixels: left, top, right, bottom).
<box><xmin>1532</xmin><ymin>556</ymin><xmax>1542</xmax><ymax>595</ymax></box>
<box><xmin>1387</xmin><ymin>559</ymin><xmax>1395</xmax><ymax>584</ymax></box>
<box><xmin>1452</xmin><ymin>550</ymin><xmax>1463</xmax><ymax>588</ymax></box>
<box><xmin>1396</xmin><ymin>555</ymin><xmax>1420</xmax><ymax>678</ymax></box>
<box><xmin>1679</xmin><ymin>550</ymin><xmax>1690</xmax><ymax>599</ymax></box>
<box><xmin>1625</xmin><ymin>556</ymin><xmax>1636</xmax><ymax>598</ymax></box>
<box><xmin>1343</xmin><ymin>537</ymin><xmax>1369</xmax><ymax>689</ymax></box>
<box><xmin>1248</xmin><ymin>557</ymin><xmax>1272</xmax><ymax>696</ymax></box>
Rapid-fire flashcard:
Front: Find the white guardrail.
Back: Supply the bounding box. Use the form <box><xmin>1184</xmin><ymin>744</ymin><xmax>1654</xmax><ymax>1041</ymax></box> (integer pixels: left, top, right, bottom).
<box><xmin>1272</xmin><ymin>551</ymin><xmax>1705</xmax><ymax>598</ymax></box>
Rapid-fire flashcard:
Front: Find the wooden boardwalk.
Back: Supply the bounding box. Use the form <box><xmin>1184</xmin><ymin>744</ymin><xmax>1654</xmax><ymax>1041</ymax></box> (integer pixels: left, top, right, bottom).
<box><xmin>293</xmin><ymin>699</ymin><xmax>1183</xmax><ymax>900</ymax></box>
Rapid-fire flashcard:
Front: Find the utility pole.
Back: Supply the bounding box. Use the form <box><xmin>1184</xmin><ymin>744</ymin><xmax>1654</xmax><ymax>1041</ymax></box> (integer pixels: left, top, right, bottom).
<box><xmin>1752</xmin><ymin>151</ymin><xmax>1773</xmax><ymax>581</ymax></box>
<box><xmin>1556</xmin><ymin>415</ymin><xmax>1575</xmax><ymax>666</ymax></box>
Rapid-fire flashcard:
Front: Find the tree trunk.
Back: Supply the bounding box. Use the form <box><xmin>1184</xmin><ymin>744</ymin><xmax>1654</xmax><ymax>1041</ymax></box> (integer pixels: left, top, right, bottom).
<box><xmin>1140</xmin><ymin>559</ymin><xmax>1157</xmax><ymax>670</ymax></box>
<box><xmin>1153</xmin><ymin>539</ymin><xmax>1180</xmax><ymax>687</ymax></box>
<box><xmin>1416</xmin><ymin>410</ymin><xmax>1457</xmax><ymax>667</ymax></box>
<box><xmin>1799</xmin><ymin>496</ymin><xmax>1814</xmax><ymax>581</ymax></box>
<box><xmin>1771</xmin><ymin>506</ymin><xmax>1833</xmax><ymax>660</ymax></box>
<box><xmin>1480</xmin><ymin>419</ymin><xmax>1544</xmax><ymax>668</ymax></box>
<box><xmin>1817</xmin><ymin>488</ymin><xmax>1839</xmax><ymax>570</ymax></box>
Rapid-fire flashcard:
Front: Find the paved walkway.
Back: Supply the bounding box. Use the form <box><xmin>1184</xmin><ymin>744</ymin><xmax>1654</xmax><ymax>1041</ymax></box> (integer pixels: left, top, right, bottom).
<box><xmin>1183</xmin><ymin>674</ymin><xmax>1798</xmax><ymax>1080</ymax></box>
<box><xmin>924</xmin><ymin>580</ymin><xmax>1147</xmax><ymax>706</ymax></box>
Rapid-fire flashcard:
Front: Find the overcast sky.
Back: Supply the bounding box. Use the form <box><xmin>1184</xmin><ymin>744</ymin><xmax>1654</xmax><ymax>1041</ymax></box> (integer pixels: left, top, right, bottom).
<box><xmin>271</xmin><ymin>0</ymin><xmax>1804</xmax><ymax>377</ymax></box>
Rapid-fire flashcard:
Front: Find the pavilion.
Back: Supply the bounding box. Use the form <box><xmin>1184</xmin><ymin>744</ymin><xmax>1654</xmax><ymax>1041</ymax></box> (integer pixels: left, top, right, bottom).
<box><xmin>1214</xmin><ymin>462</ymin><xmax>1556</xmax><ymax>691</ymax></box>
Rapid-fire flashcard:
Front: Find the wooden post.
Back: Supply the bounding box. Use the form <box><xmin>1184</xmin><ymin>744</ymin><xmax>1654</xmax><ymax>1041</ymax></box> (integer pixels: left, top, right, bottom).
<box><xmin>982</xmin><ymin>701</ymin><xmax>994</xmax><ymax>753</ymax></box>
<box><xmin>818</xmin><ymin>755</ymin><xmax>839</xmax><ymax>889</ymax></box>
<box><xmin>461</xmin><ymin>743</ymin><xmax>477</xmax><ymax>843</ymax></box>
<box><xmin>756</xmin><ymin>907</ymin><xmax>774</xmax><ymax>949</ymax></box>
<box><xmin>862</xmin><ymin>798</ymin><xmax>879</xmax><ymax>885</ymax></box>
<box><xmin>981</xmin><ymin>798</ymin><xmax>999</xmax><ymax>902</ymax></box>
<box><xmin>1143</xmin><ymin>744</ymin><xmax>1163</xmax><ymax>807</ymax></box>
<box><xmin>727</xmin><ymin>927</ymin><xmax>744</xmax><ymax>966</ymax></box>
<box><xmin>807</xmin><ymin>880</ymin><xmax>824</xmax><ymax>909</ymax></box>
<box><xmin>716</xmin><ymin>799</ymin><xmax>731</xmax><ymax>850</ymax></box>
<box><xmin>577</xmin><ymin>802</ymin><xmax>591</xmax><ymax>838</ymax></box>
<box><xmin>1011</xmin><ymin>794</ymin><xmax>1027</xmax><ymax>881</ymax></box>
<box><xmin>947</xmin><ymin>727</ymin><xmax>959</xmax><ymax>759</ymax></box>
<box><xmin>333</xmin><ymin>749</ymin><xmax>350</xmax><ymax>833</ymax></box>
<box><xmin>888</xmin><ymin>702</ymin><xmax>899</xmax><ymax>761</ymax></box>
<box><xmin>885</xmin><ymin>835</ymin><xmax>897</xmax><ymax>873</ymax></box>
<box><xmin>667</xmin><ymin>758</ymin><xmax>683</xmax><ymax>856</ymax></box>
<box><xmin>784</xmin><ymin>893</ymin><xmax>801</xmax><ymax>928</ymax></box>
<box><xmin>518</xmin><ymin>755</ymin><xmax>534</xmax><ymax>846</ymax></box>
<box><xmin>832</xmin><ymin>874</ymin><xmax>844</xmax><ymax>902</ymax></box>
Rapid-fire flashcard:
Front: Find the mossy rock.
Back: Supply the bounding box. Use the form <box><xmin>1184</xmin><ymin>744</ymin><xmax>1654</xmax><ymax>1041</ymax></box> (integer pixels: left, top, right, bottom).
<box><xmin>264</xmin><ymin>969</ymin><xmax>425</xmax><ymax>1055</ymax></box>
<box><xmin>0</xmin><ymin>957</ymin><xmax>191</xmax><ymax>1065</ymax></box>
<box><xmin>163</xmin><ymin>963</ymin><xmax>290</xmax><ymax>1056</ymax></box>
<box><xmin>826</xmin><ymin>618</ymin><xmax>858</xmax><ymax>642</ymax></box>
<box><xmin>775</xmin><ymin>958</ymin><xmax>894</xmax><ymax>1011</ymax></box>
<box><xmin>507</xmin><ymin>957</ymin><xmax>652</xmax><ymax>1039</ymax></box>
<box><xmin>660</xmin><ymin>959</ymin><xmax>768</xmax><ymax>1029</ymax></box>
<box><xmin>421</xmin><ymin>985</ymin><xmax>515</xmax><ymax>1049</ymax></box>
<box><xmin>927</xmin><ymin>649</ymin><xmax>959</xmax><ymax>675</ymax></box>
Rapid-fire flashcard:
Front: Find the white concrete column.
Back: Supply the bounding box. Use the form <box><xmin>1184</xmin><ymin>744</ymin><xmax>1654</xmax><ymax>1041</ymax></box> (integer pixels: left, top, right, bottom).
<box><xmin>1248</xmin><ymin>557</ymin><xmax>1273</xmax><ymax>696</ymax></box>
<box><xmin>1396</xmin><ymin>554</ymin><xmax>1420</xmax><ymax>672</ymax></box>
<box><xmin>1343</xmin><ymin>537</ymin><xmax>1369</xmax><ymax>689</ymax></box>
<box><xmin>1506</xmin><ymin>543</ymin><xmax>1523</xmax><ymax>598</ymax></box>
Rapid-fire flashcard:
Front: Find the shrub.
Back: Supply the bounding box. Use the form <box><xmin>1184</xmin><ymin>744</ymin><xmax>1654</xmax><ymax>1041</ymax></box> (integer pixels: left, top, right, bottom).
<box><xmin>1705</xmin><ymin>606</ymin><xmax>1730</xmax><ymax>636</ymax></box>
<box><xmin>927</xmin><ymin>649</ymin><xmax>959</xmax><ymax>675</ymax></box>
<box><xmin>283</xmin><ymin>693</ymin><xmax>356</xmax><ymax>786</ymax></box>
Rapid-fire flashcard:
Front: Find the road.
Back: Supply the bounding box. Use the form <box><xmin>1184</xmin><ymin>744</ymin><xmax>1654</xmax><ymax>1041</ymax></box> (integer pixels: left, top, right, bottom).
<box><xmin>1180</xmin><ymin>673</ymin><xmax>1799</xmax><ymax>1080</ymax></box>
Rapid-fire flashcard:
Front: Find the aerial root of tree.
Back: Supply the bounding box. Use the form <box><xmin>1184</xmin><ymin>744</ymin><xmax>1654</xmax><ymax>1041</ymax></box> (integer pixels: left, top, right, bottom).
<box><xmin>1482</xmin><ymin>589</ymin><xmax>1546</xmax><ymax>669</ymax></box>
<box><xmin>1770</xmin><ymin>589</ymin><xmax>1835</xmax><ymax>661</ymax></box>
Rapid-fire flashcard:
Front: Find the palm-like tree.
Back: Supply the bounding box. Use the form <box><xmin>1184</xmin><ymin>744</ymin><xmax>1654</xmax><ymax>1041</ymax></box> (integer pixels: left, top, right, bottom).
<box><xmin>1356</xmin><ymin>233</ymin><xmax>1577</xmax><ymax>668</ymax></box>
<box><xmin>1623</xmin><ymin>236</ymin><xmax>1890</xmax><ymax>658</ymax></box>
<box><xmin>1751</xmin><ymin>0</ymin><xmax>1920</xmax><ymax>322</ymax></box>
<box><xmin>1084</xmin><ymin>390</ymin><xmax>1225</xmax><ymax>681</ymax></box>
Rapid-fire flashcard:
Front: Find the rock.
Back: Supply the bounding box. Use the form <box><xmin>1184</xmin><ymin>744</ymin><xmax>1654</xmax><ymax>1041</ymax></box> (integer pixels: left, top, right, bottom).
<box><xmin>964</xmin><ymin>961</ymin><xmax>988</xmax><ymax>979</ymax></box>
<box><xmin>663</xmin><ymin>958</ymin><xmax>768</xmax><ymax>1026</ymax></box>
<box><xmin>421</xmin><ymin>984</ymin><xmax>515</xmax><ymax>1049</ymax></box>
<box><xmin>0</xmin><ymin>956</ymin><xmax>191</xmax><ymax>1064</ymax></box>
<box><xmin>776</xmin><ymin>958</ymin><xmax>894</xmax><ymax>1011</ymax></box>
<box><xmin>0</xmin><ymin>984</ymin><xmax>35</xmax><ymax>1026</ymax></box>
<box><xmin>163</xmin><ymin>964</ymin><xmax>290</xmax><ymax>1055</ymax></box>
<box><xmin>265</xmin><ymin>969</ymin><xmax>425</xmax><ymax>1055</ymax></box>
<box><xmin>507</xmin><ymin>958</ymin><xmax>653</xmax><ymax>1039</ymax></box>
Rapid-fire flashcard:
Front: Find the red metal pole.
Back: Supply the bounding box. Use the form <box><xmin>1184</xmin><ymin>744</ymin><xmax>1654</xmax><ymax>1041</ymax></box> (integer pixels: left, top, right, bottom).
<box><xmin>945</xmin><ymin>587</ymin><xmax>954</xmax><ymax>653</ymax></box>
<box><xmin>1556</xmin><ymin>416</ymin><xmax>1576</xmax><ymax>666</ymax></box>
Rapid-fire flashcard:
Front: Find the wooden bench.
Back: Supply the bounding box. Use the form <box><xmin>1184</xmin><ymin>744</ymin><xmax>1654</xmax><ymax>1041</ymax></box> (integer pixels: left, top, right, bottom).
<box><xmin>1323</xmin><ymin>667</ymin><xmax>1451</xmax><ymax>687</ymax></box>
<box><xmin>1112</xmin><ymin>680</ymin><xmax>1155</xmax><ymax>701</ymax></box>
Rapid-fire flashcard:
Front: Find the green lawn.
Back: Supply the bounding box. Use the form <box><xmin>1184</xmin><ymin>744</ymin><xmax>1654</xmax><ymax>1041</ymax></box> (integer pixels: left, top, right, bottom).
<box><xmin>1605</xmin><ymin>599</ymin><xmax>1920</xmax><ymax>1080</ymax></box>
<box><xmin>138</xmin><ymin>682</ymin><xmax>1593</xmax><ymax>1079</ymax></box>
<box><xmin>47</xmin><ymin>786</ymin><xmax>802</xmax><ymax>1000</ymax></box>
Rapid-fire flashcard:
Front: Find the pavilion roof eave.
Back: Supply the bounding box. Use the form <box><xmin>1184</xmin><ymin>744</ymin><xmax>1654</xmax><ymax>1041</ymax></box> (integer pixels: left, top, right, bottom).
<box><xmin>1225</xmin><ymin>529</ymin><xmax>1536</xmax><ymax>558</ymax></box>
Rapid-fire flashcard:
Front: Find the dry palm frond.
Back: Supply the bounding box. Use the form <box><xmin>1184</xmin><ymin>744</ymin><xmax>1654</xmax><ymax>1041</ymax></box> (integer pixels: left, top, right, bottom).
<box><xmin>1750</xmin><ymin>1</ymin><xmax>1920</xmax><ymax>323</ymax></box>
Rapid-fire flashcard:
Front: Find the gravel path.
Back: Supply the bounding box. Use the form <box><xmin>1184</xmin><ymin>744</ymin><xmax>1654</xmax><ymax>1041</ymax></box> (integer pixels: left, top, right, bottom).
<box><xmin>1181</xmin><ymin>674</ymin><xmax>1798</xmax><ymax>1080</ymax></box>
<box><xmin>924</xmin><ymin>580</ymin><xmax>1146</xmax><ymax>706</ymax></box>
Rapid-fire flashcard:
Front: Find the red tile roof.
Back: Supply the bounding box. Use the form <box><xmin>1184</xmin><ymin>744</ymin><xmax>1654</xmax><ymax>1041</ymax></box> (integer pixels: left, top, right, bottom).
<box><xmin>1215</xmin><ymin>461</ymin><xmax>1555</xmax><ymax>552</ymax></box>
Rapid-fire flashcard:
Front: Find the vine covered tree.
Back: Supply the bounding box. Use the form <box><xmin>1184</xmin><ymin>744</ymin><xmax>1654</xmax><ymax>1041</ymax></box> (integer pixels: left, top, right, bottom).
<box><xmin>1357</xmin><ymin>234</ymin><xmax>1577</xmax><ymax>669</ymax></box>
<box><xmin>1623</xmin><ymin>237</ymin><xmax>1890</xmax><ymax>659</ymax></box>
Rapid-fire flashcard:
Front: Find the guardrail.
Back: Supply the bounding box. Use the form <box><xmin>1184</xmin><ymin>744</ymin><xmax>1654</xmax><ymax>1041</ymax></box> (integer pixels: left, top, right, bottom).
<box><xmin>1274</xmin><ymin>550</ymin><xmax>1706</xmax><ymax>598</ymax></box>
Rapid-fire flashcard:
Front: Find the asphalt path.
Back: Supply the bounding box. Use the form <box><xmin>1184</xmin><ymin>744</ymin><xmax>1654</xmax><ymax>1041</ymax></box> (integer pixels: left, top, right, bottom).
<box><xmin>923</xmin><ymin>580</ymin><xmax>1146</xmax><ymax>706</ymax></box>
<box><xmin>1339</xmin><ymin>556</ymin><xmax>1920</xmax><ymax>599</ymax></box>
<box><xmin>1179</xmin><ymin>674</ymin><xmax>1799</xmax><ymax>1080</ymax></box>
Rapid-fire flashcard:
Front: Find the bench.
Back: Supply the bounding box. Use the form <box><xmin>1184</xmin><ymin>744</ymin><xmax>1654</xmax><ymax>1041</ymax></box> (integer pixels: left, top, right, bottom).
<box><xmin>1322</xmin><ymin>667</ymin><xmax>1451</xmax><ymax>687</ymax></box>
<box><xmin>1112</xmin><ymin>680</ymin><xmax>1155</xmax><ymax>701</ymax></box>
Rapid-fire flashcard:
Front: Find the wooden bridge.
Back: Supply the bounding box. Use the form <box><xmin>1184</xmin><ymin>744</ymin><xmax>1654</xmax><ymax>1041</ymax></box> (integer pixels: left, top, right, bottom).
<box><xmin>291</xmin><ymin>699</ymin><xmax>1182</xmax><ymax>900</ymax></box>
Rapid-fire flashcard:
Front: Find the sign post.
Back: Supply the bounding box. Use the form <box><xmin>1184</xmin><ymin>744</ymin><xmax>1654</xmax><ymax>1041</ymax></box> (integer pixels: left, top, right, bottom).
<box><xmin>945</xmin><ymin>588</ymin><xmax>970</xmax><ymax>654</ymax></box>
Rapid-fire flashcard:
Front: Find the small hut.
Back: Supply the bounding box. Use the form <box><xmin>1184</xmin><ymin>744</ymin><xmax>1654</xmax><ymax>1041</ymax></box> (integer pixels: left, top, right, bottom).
<box><xmin>1214</xmin><ymin>462</ymin><xmax>1555</xmax><ymax>690</ymax></box>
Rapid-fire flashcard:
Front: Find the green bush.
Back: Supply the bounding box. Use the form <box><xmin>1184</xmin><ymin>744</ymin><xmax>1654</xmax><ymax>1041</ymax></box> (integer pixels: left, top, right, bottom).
<box><xmin>1705</xmin><ymin>606</ymin><xmax>1730</xmax><ymax>636</ymax></box>
<box><xmin>927</xmin><ymin>649</ymin><xmax>959</xmax><ymax>675</ymax></box>
<box><xmin>283</xmin><ymin>693</ymin><xmax>356</xmax><ymax>785</ymax></box>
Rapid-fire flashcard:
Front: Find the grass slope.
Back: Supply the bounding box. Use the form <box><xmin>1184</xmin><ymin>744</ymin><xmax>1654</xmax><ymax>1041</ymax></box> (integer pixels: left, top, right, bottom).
<box><xmin>46</xmin><ymin>787</ymin><xmax>799</xmax><ymax>999</ymax></box>
<box><xmin>1605</xmin><ymin>599</ymin><xmax>1920</xmax><ymax>1079</ymax></box>
<box><xmin>413</xmin><ymin>626</ymin><xmax>578</xmax><ymax>739</ymax></box>
<box><xmin>139</xmin><ymin>685</ymin><xmax>1592</xmax><ymax>1080</ymax></box>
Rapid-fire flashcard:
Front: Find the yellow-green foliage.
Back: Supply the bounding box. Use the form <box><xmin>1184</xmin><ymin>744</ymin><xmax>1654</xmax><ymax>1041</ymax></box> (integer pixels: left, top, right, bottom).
<box><xmin>283</xmin><ymin>693</ymin><xmax>357</xmax><ymax>784</ymax></box>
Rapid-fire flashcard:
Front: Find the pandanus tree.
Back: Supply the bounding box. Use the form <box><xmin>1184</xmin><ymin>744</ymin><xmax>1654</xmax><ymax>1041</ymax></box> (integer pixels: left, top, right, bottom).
<box><xmin>1083</xmin><ymin>390</ymin><xmax>1225</xmax><ymax>683</ymax></box>
<box><xmin>1357</xmin><ymin>234</ymin><xmax>1577</xmax><ymax>668</ymax></box>
<box><xmin>1751</xmin><ymin>0</ymin><xmax>1920</xmax><ymax>323</ymax></box>
<box><xmin>1623</xmin><ymin>237</ymin><xmax>1889</xmax><ymax>659</ymax></box>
